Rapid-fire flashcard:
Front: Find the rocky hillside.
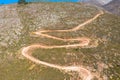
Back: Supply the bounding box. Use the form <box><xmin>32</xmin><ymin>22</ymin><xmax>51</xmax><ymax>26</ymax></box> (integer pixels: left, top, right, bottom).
<box><xmin>0</xmin><ymin>3</ymin><xmax>120</xmax><ymax>80</ymax></box>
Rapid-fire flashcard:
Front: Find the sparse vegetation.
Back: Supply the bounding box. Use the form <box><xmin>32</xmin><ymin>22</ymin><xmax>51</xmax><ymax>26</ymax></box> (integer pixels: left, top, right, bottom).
<box><xmin>0</xmin><ymin>3</ymin><xmax>120</xmax><ymax>80</ymax></box>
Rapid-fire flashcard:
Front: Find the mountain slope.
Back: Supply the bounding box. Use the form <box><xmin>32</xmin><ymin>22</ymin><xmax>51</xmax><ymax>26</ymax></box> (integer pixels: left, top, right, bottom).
<box><xmin>103</xmin><ymin>0</ymin><xmax>120</xmax><ymax>15</ymax></box>
<box><xmin>0</xmin><ymin>3</ymin><xmax>120</xmax><ymax>80</ymax></box>
<box><xmin>82</xmin><ymin>0</ymin><xmax>112</xmax><ymax>6</ymax></box>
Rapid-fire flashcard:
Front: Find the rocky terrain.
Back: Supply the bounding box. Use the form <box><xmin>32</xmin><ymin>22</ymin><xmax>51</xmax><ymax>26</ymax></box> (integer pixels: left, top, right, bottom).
<box><xmin>0</xmin><ymin>3</ymin><xmax>120</xmax><ymax>80</ymax></box>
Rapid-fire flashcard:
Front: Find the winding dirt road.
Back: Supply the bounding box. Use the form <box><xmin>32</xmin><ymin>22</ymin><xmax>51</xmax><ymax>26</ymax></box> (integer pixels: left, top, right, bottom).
<box><xmin>22</xmin><ymin>10</ymin><xmax>104</xmax><ymax>80</ymax></box>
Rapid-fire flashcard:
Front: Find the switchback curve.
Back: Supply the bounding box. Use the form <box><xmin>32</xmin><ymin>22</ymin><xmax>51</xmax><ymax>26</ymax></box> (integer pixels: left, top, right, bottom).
<box><xmin>22</xmin><ymin>10</ymin><xmax>104</xmax><ymax>80</ymax></box>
